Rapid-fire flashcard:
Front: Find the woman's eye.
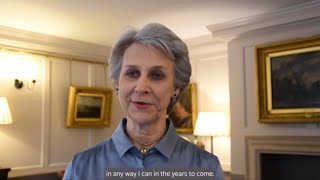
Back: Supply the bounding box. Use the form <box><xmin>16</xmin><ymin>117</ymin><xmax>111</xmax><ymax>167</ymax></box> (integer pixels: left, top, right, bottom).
<box><xmin>151</xmin><ymin>71</ymin><xmax>164</xmax><ymax>80</ymax></box>
<box><xmin>126</xmin><ymin>70</ymin><xmax>139</xmax><ymax>78</ymax></box>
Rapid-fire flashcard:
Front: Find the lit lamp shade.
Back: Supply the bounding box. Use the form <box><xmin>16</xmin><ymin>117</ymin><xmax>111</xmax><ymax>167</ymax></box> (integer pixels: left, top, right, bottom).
<box><xmin>193</xmin><ymin>112</ymin><xmax>228</xmax><ymax>137</ymax></box>
<box><xmin>0</xmin><ymin>97</ymin><xmax>13</xmax><ymax>124</ymax></box>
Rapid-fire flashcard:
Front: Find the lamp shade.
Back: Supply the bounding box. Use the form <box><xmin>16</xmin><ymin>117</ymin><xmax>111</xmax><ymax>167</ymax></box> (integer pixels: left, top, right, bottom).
<box><xmin>0</xmin><ymin>97</ymin><xmax>13</xmax><ymax>124</ymax></box>
<box><xmin>193</xmin><ymin>112</ymin><xmax>227</xmax><ymax>137</ymax></box>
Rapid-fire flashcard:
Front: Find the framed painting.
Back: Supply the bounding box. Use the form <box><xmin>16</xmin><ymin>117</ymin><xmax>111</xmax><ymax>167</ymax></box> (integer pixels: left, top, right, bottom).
<box><xmin>66</xmin><ymin>86</ymin><xmax>113</xmax><ymax>128</ymax></box>
<box><xmin>256</xmin><ymin>35</ymin><xmax>320</xmax><ymax>123</ymax></box>
<box><xmin>168</xmin><ymin>83</ymin><xmax>197</xmax><ymax>133</ymax></box>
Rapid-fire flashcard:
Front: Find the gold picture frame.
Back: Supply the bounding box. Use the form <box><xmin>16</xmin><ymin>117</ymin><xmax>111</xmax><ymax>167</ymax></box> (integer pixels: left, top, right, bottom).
<box><xmin>168</xmin><ymin>83</ymin><xmax>197</xmax><ymax>133</ymax></box>
<box><xmin>66</xmin><ymin>86</ymin><xmax>113</xmax><ymax>128</ymax></box>
<box><xmin>256</xmin><ymin>35</ymin><xmax>320</xmax><ymax>123</ymax></box>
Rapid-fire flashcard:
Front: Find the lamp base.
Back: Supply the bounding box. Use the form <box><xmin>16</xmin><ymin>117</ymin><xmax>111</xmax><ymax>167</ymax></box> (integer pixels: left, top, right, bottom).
<box><xmin>196</xmin><ymin>141</ymin><xmax>205</xmax><ymax>150</ymax></box>
<box><xmin>193</xmin><ymin>137</ymin><xmax>205</xmax><ymax>150</ymax></box>
<box><xmin>211</xmin><ymin>136</ymin><xmax>214</xmax><ymax>154</ymax></box>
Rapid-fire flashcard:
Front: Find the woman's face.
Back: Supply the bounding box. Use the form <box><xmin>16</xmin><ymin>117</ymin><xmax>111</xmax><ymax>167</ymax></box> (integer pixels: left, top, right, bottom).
<box><xmin>117</xmin><ymin>43</ymin><xmax>179</xmax><ymax>125</ymax></box>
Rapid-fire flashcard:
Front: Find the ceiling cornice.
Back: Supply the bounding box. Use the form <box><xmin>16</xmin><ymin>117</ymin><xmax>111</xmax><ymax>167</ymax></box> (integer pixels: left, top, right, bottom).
<box><xmin>207</xmin><ymin>0</ymin><xmax>320</xmax><ymax>40</ymax></box>
<box><xmin>185</xmin><ymin>35</ymin><xmax>228</xmax><ymax>62</ymax></box>
<box><xmin>0</xmin><ymin>25</ymin><xmax>110</xmax><ymax>63</ymax></box>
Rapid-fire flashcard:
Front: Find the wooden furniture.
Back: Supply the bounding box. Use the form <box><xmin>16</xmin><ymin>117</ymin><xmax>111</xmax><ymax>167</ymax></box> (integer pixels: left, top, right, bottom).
<box><xmin>0</xmin><ymin>168</ymin><xmax>10</xmax><ymax>180</ymax></box>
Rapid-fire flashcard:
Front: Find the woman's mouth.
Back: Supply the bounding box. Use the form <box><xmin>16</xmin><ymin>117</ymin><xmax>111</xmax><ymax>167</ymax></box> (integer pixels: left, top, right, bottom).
<box><xmin>132</xmin><ymin>101</ymin><xmax>151</xmax><ymax>109</ymax></box>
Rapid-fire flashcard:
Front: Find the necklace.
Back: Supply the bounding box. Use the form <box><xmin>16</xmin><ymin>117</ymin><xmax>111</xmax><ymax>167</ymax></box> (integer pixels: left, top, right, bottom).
<box><xmin>134</xmin><ymin>137</ymin><xmax>162</xmax><ymax>156</ymax></box>
<box><xmin>138</xmin><ymin>139</ymin><xmax>161</xmax><ymax>156</ymax></box>
<box><xmin>127</xmin><ymin>125</ymin><xmax>167</xmax><ymax>156</ymax></box>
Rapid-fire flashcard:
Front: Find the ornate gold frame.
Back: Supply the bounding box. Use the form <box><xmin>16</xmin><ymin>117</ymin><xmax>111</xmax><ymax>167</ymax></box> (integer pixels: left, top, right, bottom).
<box><xmin>256</xmin><ymin>35</ymin><xmax>320</xmax><ymax>123</ymax></box>
<box><xmin>66</xmin><ymin>86</ymin><xmax>113</xmax><ymax>128</ymax></box>
<box><xmin>168</xmin><ymin>83</ymin><xmax>197</xmax><ymax>133</ymax></box>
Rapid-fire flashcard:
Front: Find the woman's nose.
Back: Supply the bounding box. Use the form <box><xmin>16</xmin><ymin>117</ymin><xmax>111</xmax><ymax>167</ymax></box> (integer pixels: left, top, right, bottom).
<box><xmin>134</xmin><ymin>77</ymin><xmax>150</xmax><ymax>94</ymax></box>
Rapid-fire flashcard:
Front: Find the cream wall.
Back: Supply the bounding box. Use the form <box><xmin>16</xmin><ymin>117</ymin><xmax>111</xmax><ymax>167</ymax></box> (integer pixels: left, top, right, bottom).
<box><xmin>186</xmin><ymin>36</ymin><xmax>231</xmax><ymax>172</ymax></box>
<box><xmin>0</xmin><ymin>27</ymin><xmax>126</xmax><ymax>177</ymax></box>
<box><xmin>210</xmin><ymin>2</ymin><xmax>320</xmax><ymax>176</ymax></box>
<box><xmin>0</xmin><ymin>51</ymin><xmax>124</xmax><ymax>177</ymax></box>
<box><xmin>196</xmin><ymin>59</ymin><xmax>231</xmax><ymax>172</ymax></box>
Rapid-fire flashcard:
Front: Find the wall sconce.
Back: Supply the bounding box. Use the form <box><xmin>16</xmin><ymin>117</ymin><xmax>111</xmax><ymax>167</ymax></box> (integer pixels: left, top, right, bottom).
<box><xmin>0</xmin><ymin>97</ymin><xmax>13</xmax><ymax>124</ymax></box>
<box><xmin>0</xmin><ymin>51</ymin><xmax>38</xmax><ymax>90</ymax></box>
<box><xmin>14</xmin><ymin>79</ymin><xmax>36</xmax><ymax>90</ymax></box>
<box><xmin>193</xmin><ymin>112</ymin><xmax>228</xmax><ymax>154</ymax></box>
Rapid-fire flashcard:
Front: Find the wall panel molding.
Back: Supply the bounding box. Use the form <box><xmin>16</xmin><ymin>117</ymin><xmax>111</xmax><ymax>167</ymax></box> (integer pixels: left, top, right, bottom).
<box><xmin>0</xmin><ymin>25</ymin><xmax>110</xmax><ymax>63</ymax></box>
<box><xmin>10</xmin><ymin>165</ymin><xmax>66</xmax><ymax>177</ymax></box>
<box><xmin>185</xmin><ymin>35</ymin><xmax>227</xmax><ymax>62</ymax></box>
<box><xmin>207</xmin><ymin>1</ymin><xmax>320</xmax><ymax>40</ymax></box>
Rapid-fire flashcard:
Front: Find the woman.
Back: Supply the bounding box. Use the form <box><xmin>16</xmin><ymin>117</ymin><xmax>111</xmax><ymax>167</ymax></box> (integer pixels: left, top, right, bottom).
<box><xmin>63</xmin><ymin>23</ymin><xmax>224</xmax><ymax>180</ymax></box>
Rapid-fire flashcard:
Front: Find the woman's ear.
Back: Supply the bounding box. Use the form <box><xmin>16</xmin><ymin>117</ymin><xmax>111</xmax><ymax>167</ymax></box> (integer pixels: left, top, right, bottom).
<box><xmin>113</xmin><ymin>81</ymin><xmax>119</xmax><ymax>89</ymax></box>
<box><xmin>113</xmin><ymin>81</ymin><xmax>119</xmax><ymax>95</ymax></box>
<box><xmin>174</xmin><ymin>88</ymin><xmax>180</xmax><ymax>97</ymax></box>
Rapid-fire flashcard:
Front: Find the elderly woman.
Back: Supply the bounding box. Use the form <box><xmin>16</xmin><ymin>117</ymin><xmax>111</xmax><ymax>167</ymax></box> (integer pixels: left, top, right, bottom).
<box><xmin>63</xmin><ymin>23</ymin><xmax>224</xmax><ymax>180</ymax></box>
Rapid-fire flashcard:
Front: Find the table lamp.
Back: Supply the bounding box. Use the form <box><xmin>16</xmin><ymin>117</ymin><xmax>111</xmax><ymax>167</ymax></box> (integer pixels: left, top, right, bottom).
<box><xmin>0</xmin><ymin>97</ymin><xmax>12</xmax><ymax>179</ymax></box>
<box><xmin>193</xmin><ymin>112</ymin><xmax>227</xmax><ymax>154</ymax></box>
<box><xmin>0</xmin><ymin>97</ymin><xmax>12</xmax><ymax>125</ymax></box>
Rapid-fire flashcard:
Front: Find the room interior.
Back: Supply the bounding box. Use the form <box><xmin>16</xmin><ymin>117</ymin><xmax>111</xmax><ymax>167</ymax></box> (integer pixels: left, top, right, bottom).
<box><xmin>0</xmin><ymin>1</ymin><xmax>320</xmax><ymax>180</ymax></box>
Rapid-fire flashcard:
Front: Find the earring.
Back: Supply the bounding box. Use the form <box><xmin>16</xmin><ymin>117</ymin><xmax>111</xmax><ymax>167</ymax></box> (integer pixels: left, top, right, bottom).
<box><xmin>116</xmin><ymin>88</ymin><xmax>119</xmax><ymax>95</ymax></box>
<box><xmin>172</xmin><ymin>94</ymin><xmax>177</xmax><ymax>102</ymax></box>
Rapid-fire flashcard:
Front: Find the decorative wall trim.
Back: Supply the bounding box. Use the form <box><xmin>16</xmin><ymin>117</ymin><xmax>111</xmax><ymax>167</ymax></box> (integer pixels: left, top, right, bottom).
<box><xmin>207</xmin><ymin>1</ymin><xmax>320</xmax><ymax>40</ymax></box>
<box><xmin>221</xmin><ymin>162</ymin><xmax>231</xmax><ymax>173</ymax></box>
<box><xmin>246</xmin><ymin>136</ymin><xmax>320</xmax><ymax>180</ymax></box>
<box><xmin>41</xmin><ymin>59</ymin><xmax>50</xmax><ymax>168</ymax></box>
<box><xmin>0</xmin><ymin>25</ymin><xmax>110</xmax><ymax>63</ymax></box>
<box><xmin>10</xmin><ymin>164</ymin><xmax>67</xmax><ymax>177</ymax></box>
<box><xmin>185</xmin><ymin>35</ymin><xmax>227</xmax><ymax>62</ymax></box>
<box><xmin>48</xmin><ymin>162</ymin><xmax>69</xmax><ymax>167</ymax></box>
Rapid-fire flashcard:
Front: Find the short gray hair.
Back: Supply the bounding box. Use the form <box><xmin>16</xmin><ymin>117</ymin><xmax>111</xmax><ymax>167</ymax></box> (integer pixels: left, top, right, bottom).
<box><xmin>108</xmin><ymin>23</ymin><xmax>191</xmax><ymax>113</ymax></box>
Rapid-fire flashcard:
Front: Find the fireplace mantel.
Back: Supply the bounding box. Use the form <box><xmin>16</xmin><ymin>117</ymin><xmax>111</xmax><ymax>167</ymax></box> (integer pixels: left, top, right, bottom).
<box><xmin>245</xmin><ymin>136</ymin><xmax>320</xmax><ymax>180</ymax></box>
